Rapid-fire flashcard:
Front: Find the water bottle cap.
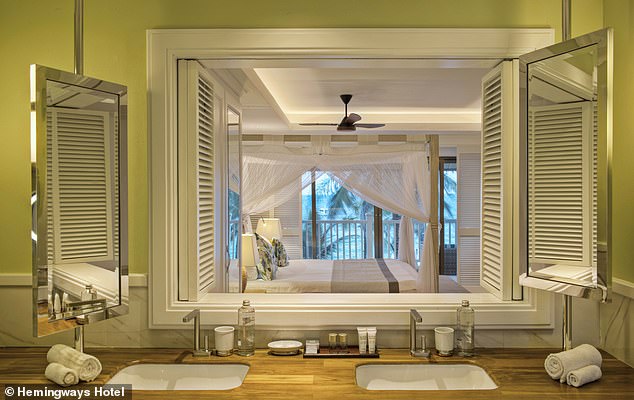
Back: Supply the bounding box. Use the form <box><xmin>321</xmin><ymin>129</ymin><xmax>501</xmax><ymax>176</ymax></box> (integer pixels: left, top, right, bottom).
<box><xmin>243</xmin><ymin>300</ymin><xmax>250</xmax><ymax>306</ymax></box>
<box><xmin>461</xmin><ymin>300</ymin><xmax>470</xmax><ymax>307</ymax></box>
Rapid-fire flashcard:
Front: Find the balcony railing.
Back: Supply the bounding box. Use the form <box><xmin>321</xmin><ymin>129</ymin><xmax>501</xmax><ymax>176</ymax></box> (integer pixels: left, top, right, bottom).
<box><xmin>300</xmin><ymin>218</ymin><xmax>456</xmax><ymax>265</ymax></box>
<box><xmin>303</xmin><ymin>219</ymin><xmax>370</xmax><ymax>260</ymax></box>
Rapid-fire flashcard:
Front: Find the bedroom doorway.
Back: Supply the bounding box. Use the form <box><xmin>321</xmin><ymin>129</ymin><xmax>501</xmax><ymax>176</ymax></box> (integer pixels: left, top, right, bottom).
<box><xmin>439</xmin><ymin>157</ymin><xmax>457</xmax><ymax>275</ymax></box>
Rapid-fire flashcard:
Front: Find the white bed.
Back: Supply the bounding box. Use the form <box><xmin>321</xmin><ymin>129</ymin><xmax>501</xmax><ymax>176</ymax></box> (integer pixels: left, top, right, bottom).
<box><xmin>239</xmin><ymin>259</ymin><xmax>418</xmax><ymax>293</ymax></box>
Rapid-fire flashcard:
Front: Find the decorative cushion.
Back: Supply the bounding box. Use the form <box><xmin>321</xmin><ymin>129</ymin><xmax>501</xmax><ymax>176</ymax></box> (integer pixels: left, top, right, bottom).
<box><xmin>254</xmin><ymin>232</ymin><xmax>277</xmax><ymax>280</ymax></box>
<box><xmin>271</xmin><ymin>238</ymin><xmax>289</xmax><ymax>268</ymax></box>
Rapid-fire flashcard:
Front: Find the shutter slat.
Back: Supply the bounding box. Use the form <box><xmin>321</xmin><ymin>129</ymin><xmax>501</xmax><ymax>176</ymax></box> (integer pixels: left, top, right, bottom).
<box><xmin>528</xmin><ymin>104</ymin><xmax>586</xmax><ymax>263</ymax></box>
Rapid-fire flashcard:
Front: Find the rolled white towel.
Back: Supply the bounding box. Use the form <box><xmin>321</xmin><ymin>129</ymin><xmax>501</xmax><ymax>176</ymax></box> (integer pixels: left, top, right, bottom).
<box><xmin>566</xmin><ymin>364</ymin><xmax>602</xmax><ymax>387</ymax></box>
<box><xmin>544</xmin><ymin>344</ymin><xmax>602</xmax><ymax>383</ymax></box>
<box><xmin>47</xmin><ymin>344</ymin><xmax>102</xmax><ymax>382</ymax></box>
<box><xmin>45</xmin><ymin>362</ymin><xmax>79</xmax><ymax>387</ymax></box>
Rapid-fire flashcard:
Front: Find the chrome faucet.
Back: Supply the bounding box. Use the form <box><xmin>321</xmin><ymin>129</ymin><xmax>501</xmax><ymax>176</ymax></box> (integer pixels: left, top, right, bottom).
<box><xmin>183</xmin><ymin>309</ymin><xmax>210</xmax><ymax>357</ymax></box>
<box><xmin>410</xmin><ymin>309</ymin><xmax>430</xmax><ymax>357</ymax></box>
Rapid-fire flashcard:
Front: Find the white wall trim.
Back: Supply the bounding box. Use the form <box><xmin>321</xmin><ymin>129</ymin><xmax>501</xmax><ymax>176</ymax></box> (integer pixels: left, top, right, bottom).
<box><xmin>147</xmin><ymin>28</ymin><xmax>556</xmax><ymax>330</ymax></box>
<box><xmin>0</xmin><ymin>273</ymin><xmax>147</xmax><ymax>288</ymax></box>
<box><xmin>613</xmin><ymin>278</ymin><xmax>634</xmax><ymax>299</ymax></box>
<box><xmin>148</xmin><ymin>28</ymin><xmax>554</xmax><ymax>58</ymax></box>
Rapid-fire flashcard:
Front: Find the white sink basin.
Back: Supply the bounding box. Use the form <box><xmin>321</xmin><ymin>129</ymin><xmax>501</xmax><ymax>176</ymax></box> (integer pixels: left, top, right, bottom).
<box><xmin>107</xmin><ymin>364</ymin><xmax>249</xmax><ymax>390</ymax></box>
<box><xmin>356</xmin><ymin>364</ymin><xmax>497</xmax><ymax>391</ymax></box>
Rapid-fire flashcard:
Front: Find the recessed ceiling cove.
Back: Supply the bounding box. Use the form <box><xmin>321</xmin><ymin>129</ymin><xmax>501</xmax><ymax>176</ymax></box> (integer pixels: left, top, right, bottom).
<box><xmin>252</xmin><ymin>67</ymin><xmax>489</xmax><ymax>132</ymax></box>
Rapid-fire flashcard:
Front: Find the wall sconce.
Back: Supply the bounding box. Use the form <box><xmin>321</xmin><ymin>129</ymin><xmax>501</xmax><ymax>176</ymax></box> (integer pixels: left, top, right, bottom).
<box><xmin>256</xmin><ymin>218</ymin><xmax>283</xmax><ymax>240</ymax></box>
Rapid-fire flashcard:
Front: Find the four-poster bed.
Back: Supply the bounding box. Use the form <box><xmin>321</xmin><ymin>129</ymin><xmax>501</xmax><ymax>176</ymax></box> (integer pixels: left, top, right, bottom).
<box><xmin>241</xmin><ymin>137</ymin><xmax>439</xmax><ymax>293</ymax></box>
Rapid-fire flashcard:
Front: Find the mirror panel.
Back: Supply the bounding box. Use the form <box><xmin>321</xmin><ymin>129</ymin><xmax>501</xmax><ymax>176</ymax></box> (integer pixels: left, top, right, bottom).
<box><xmin>226</xmin><ymin>107</ymin><xmax>241</xmax><ymax>293</ymax></box>
<box><xmin>31</xmin><ymin>65</ymin><xmax>128</xmax><ymax>336</ymax></box>
<box><xmin>519</xmin><ymin>29</ymin><xmax>612</xmax><ymax>300</ymax></box>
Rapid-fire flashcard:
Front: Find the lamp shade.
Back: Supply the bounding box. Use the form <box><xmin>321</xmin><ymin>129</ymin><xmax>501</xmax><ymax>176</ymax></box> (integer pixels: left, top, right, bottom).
<box><xmin>241</xmin><ymin>233</ymin><xmax>260</xmax><ymax>267</ymax></box>
<box><xmin>256</xmin><ymin>218</ymin><xmax>283</xmax><ymax>240</ymax></box>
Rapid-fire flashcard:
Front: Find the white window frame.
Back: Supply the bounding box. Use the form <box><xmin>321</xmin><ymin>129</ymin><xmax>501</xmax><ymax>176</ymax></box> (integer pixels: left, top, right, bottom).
<box><xmin>148</xmin><ymin>28</ymin><xmax>556</xmax><ymax>329</ymax></box>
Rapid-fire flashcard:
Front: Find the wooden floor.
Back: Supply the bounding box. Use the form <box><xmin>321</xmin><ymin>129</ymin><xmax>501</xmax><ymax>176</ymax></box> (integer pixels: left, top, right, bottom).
<box><xmin>0</xmin><ymin>347</ymin><xmax>632</xmax><ymax>399</ymax></box>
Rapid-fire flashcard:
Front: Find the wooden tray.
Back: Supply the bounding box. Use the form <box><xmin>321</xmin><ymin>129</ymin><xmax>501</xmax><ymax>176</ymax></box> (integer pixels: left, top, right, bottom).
<box><xmin>303</xmin><ymin>346</ymin><xmax>379</xmax><ymax>358</ymax></box>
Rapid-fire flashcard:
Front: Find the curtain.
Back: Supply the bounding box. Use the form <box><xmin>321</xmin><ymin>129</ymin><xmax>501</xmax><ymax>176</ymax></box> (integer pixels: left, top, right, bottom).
<box><xmin>241</xmin><ymin>140</ymin><xmax>437</xmax><ymax>292</ymax></box>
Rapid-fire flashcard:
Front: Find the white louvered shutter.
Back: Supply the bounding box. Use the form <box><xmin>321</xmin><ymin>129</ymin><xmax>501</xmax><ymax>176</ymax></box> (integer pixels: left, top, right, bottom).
<box><xmin>113</xmin><ymin>113</ymin><xmax>119</xmax><ymax>260</ymax></box>
<box><xmin>273</xmin><ymin>194</ymin><xmax>303</xmax><ymax>259</ymax></box>
<box><xmin>196</xmin><ymin>74</ymin><xmax>216</xmax><ymax>295</ymax></box>
<box><xmin>480</xmin><ymin>61</ymin><xmax>515</xmax><ymax>300</ymax></box>
<box><xmin>178</xmin><ymin>60</ymin><xmax>220</xmax><ymax>301</ymax></box>
<box><xmin>48</xmin><ymin>108</ymin><xmax>114</xmax><ymax>264</ymax></box>
<box><xmin>457</xmin><ymin>152</ymin><xmax>481</xmax><ymax>287</ymax></box>
<box><xmin>47</xmin><ymin>112</ymin><xmax>55</xmax><ymax>264</ymax></box>
<box><xmin>528</xmin><ymin>102</ymin><xmax>593</xmax><ymax>267</ymax></box>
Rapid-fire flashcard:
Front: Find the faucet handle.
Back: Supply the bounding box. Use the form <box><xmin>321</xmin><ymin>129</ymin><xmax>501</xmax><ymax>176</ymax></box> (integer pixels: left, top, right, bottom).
<box><xmin>412</xmin><ymin>335</ymin><xmax>431</xmax><ymax>358</ymax></box>
<box><xmin>183</xmin><ymin>308</ymin><xmax>200</xmax><ymax>322</ymax></box>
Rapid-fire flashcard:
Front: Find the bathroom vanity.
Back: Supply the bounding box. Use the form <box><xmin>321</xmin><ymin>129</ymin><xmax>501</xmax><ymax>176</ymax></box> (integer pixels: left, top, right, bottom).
<box><xmin>0</xmin><ymin>348</ymin><xmax>632</xmax><ymax>399</ymax></box>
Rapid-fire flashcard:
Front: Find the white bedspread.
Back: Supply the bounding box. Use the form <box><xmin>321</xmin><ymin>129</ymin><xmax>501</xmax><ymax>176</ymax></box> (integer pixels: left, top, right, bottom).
<box><xmin>240</xmin><ymin>259</ymin><xmax>418</xmax><ymax>293</ymax></box>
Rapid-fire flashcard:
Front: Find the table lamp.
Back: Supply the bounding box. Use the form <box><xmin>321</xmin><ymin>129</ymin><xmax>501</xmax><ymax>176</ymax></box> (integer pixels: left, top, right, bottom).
<box><xmin>241</xmin><ymin>233</ymin><xmax>260</xmax><ymax>286</ymax></box>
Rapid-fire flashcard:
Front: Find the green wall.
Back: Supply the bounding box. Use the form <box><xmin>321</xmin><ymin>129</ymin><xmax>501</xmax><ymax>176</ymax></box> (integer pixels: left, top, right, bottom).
<box><xmin>0</xmin><ymin>0</ymin><xmax>612</xmax><ymax>276</ymax></box>
<box><xmin>604</xmin><ymin>0</ymin><xmax>634</xmax><ymax>282</ymax></box>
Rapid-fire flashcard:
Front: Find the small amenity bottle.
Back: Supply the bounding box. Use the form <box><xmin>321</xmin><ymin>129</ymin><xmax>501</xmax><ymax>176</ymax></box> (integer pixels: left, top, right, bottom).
<box><xmin>456</xmin><ymin>300</ymin><xmax>475</xmax><ymax>356</ymax></box>
<box><xmin>81</xmin><ymin>284</ymin><xmax>97</xmax><ymax>301</ymax></box>
<box><xmin>237</xmin><ymin>300</ymin><xmax>255</xmax><ymax>356</ymax></box>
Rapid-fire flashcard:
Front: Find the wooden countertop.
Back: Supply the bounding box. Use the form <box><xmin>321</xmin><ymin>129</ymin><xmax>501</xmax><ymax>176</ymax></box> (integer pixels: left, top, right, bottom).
<box><xmin>0</xmin><ymin>347</ymin><xmax>632</xmax><ymax>399</ymax></box>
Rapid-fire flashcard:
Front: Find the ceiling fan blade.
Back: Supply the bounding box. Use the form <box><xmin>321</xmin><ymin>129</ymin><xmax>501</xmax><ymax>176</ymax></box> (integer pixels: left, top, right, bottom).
<box><xmin>347</xmin><ymin>113</ymin><xmax>362</xmax><ymax>123</ymax></box>
<box><xmin>340</xmin><ymin>113</ymin><xmax>362</xmax><ymax>127</ymax></box>
<box><xmin>354</xmin><ymin>123</ymin><xmax>385</xmax><ymax>129</ymax></box>
<box><xmin>299</xmin><ymin>123</ymin><xmax>339</xmax><ymax>126</ymax></box>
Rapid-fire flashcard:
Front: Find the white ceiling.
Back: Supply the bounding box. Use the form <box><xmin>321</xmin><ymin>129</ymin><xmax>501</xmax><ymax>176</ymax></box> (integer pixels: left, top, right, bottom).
<box><xmin>204</xmin><ymin>62</ymin><xmax>497</xmax><ymax>135</ymax></box>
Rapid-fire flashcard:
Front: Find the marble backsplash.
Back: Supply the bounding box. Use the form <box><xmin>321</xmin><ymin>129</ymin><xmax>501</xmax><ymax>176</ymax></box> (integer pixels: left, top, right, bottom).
<box><xmin>0</xmin><ymin>284</ymin><xmax>608</xmax><ymax>352</ymax></box>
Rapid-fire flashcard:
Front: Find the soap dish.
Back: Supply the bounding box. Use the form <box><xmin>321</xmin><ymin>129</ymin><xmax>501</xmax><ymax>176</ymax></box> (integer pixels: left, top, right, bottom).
<box><xmin>268</xmin><ymin>340</ymin><xmax>303</xmax><ymax>356</ymax></box>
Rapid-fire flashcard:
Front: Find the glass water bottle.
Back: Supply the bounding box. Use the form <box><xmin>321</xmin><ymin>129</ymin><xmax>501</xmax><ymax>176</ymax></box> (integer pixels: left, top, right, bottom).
<box><xmin>456</xmin><ymin>299</ymin><xmax>475</xmax><ymax>356</ymax></box>
<box><xmin>237</xmin><ymin>300</ymin><xmax>255</xmax><ymax>356</ymax></box>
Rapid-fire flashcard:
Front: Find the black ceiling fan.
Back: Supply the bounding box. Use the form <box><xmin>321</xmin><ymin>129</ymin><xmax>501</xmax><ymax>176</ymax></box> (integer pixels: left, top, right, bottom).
<box><xmin>299</xmin><ymin>94</ymin><xmax>386</xmax><ymax>131</ymax></box>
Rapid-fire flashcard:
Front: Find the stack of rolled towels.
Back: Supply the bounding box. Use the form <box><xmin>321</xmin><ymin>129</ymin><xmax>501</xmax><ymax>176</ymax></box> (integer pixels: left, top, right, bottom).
<box><xmin>45</xmin><ymin>344</ymin><xmax>102</xmax><ymax>387</ymax></box>
<box><xmin>544</xmin><ymin>344</ymin><xmax>603</xmax><ymax>387</ymax></box>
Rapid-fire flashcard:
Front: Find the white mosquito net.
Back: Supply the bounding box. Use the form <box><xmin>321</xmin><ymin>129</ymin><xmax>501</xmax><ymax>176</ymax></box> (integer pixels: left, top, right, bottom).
<box><xmin>242</xmin><ymin>139</ymin><xmax>438</xmax><ymax>293</ymax></box>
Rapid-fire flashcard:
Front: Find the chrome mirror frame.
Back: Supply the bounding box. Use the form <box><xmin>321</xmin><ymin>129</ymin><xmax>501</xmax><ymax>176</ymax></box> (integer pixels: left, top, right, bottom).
<box><xmin>518</xmin><ymin>28</ymin><xmax>612</xmax><ymax>301</ymax></box>
<box><xmin>31</xmin><ymin>64</ymin><xmax>129</xmax><ymax>336</ymax></box>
